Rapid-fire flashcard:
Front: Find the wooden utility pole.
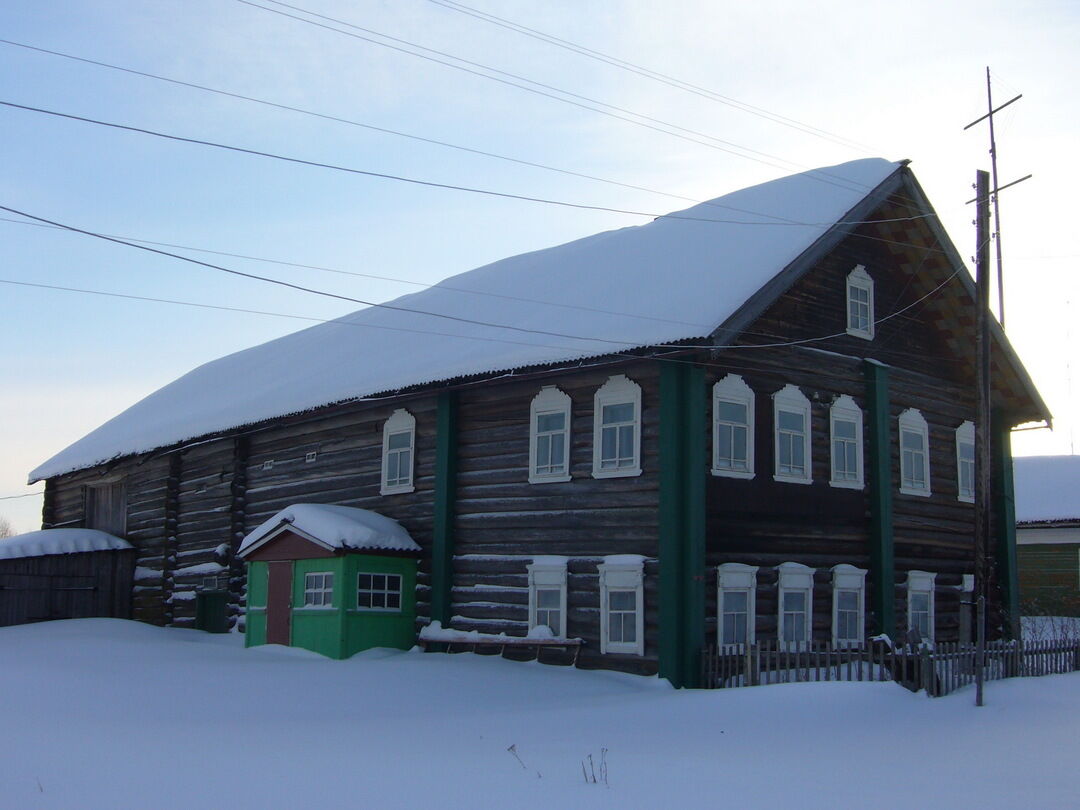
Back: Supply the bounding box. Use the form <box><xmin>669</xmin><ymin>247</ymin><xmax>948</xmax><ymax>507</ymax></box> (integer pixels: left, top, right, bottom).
<box><xmin>974</xmin><ymin>170</ymin><xmax>991</xmax><ymax>707</ymax></box>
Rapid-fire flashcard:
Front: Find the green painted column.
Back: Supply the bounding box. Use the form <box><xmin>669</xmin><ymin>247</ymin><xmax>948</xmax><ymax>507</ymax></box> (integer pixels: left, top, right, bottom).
<box><xmin>680</xmin><ymin>364</ymin><xmax>707</xmax><ymax>688</ymax></box>
<box><xmin>430</xmin><ymin>391</ymin><xmax>458</xmax><ymax>627</ymax></box>
<box><xmin>993</xmin><ymin>417</ymin><xmax>1020</xmax><ymax>638</ymax></box>
<box><xmin>864</xmin><ymin>360</ymin><xmax>895</xmax><ymax>637</ymax></box>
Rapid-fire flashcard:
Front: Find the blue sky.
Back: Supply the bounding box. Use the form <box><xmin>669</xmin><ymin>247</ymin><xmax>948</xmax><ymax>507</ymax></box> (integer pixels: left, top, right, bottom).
<box><xmin>3</xmin><ymin>0</ymin><xmax>1078</xmax><ymax>532</ymax></box>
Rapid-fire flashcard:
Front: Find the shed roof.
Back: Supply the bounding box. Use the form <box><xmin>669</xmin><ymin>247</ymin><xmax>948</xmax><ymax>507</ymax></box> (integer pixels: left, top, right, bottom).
<box><xmin>0</xmin><ymin>529</ymin><xmax>133</xmax><ymax>561</ymax></box>
<box><xmin>238</xmin><ymin>504</ymin><xmax>420</xmax><ymax>557</ymax></box>
<box><xmin>1014</xmin><ymin>455</ymin><xmax>1080</xmax><ymax>524</ymax></box>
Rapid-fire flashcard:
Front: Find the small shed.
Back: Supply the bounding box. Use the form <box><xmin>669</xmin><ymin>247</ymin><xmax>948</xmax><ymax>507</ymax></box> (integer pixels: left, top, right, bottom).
<box><xmin>238</xmin><ymin>504</ymin><xmax>421</xmax><ymax>658</ymax></box>
<box><xmin>0</xmin><ymin>529</ymin><xmax>135</xmax><ymax>627</ymax></box>
<box><xmin>1015</xmin><ymin>456</ymin><xmax>1080</xmax><ymax>616</ymax></box>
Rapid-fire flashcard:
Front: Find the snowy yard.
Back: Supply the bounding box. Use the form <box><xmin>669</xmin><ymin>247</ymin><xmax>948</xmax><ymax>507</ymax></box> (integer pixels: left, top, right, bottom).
<box><xmin>1</xmin><ymin>620</ymin><xmax>1077</xmax><ymax>809</ymax></box>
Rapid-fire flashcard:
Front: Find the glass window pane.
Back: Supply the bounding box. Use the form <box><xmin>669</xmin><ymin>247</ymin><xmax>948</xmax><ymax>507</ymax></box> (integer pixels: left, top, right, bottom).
<box><xmin>387</xmin><ymin>592</ymin><xmax>400</xmax><ymax>609</ymax></box>
<box><xmin>358</xmin><ymin>574</ymin><xmax>371</xmax><ymax>590</ymax></box>
<box><xmin>537</xmin><ymin>589</ymin><xmax>560</xmax><ymax>608</ymax></box>
<box><xmin>723</xmin><ymin>591</ymin><xmax>747</xmax><ymax>612</ymax></box>
<box><xmin>537</xmin><ymin>412</ymin><xmax>565</xmax><ymax>432</ymax></box>
<box><xmin>388</xmin><ymin>431</ymin><xmax>410</xmax><ymax>450</ymax></box>
<box><xmin>358</xmin><ymin>592</ymin><xmax>371</xmax><ymax>608</ymax></box>
<box><xmin>717</xmin><ymin>401</ymin><xmax>747</xmax><ymax>423</ymax></box>
<box><xmin>783</xmin><ymin>591</ymin><xmax>805</xmax><ymax>612</ymax></box>
<box><xmin>834</xmin><ymin>419</ymin><xmax>856</xmax><ymax>440</ymax></box>
<box><xmin>603</xmin><ymin>402</ymin><xmax>634</xmax><ymax>424</ymax></box>
<box><xmin>779</xmin><ymin>410</ymin><xmax>803</xmax><ymax>432</ymax></box>
<box><xmin>902</xmin><ymin>430</ymin><xmax>923</xmax><ymax>450</ymax></box>
<box><xmin>838</xmin><ymin>591</ymin><xmax>858</xmax><ymax>611</ymax></box>
<box><xmin>618</xmin><ymin>425</ymin><xmax>634</xmax><ymax>461</ymax></box>
<box><xmin>610</xmin><ymin>590</ymin><xmax>636</xmax><ymax>611</ymax></box>
<box><xmin>550</xmin><ymin>439</ymin><xmax>565</xmax><ymax>468</ymax></box>
<box><xmin>536</xmin><ymin>436</ymin><xmax>550</xmax><ymax>468</ymax></box>
<box><xmin>601</xmin><ymin>426</ymin><xmax>616</xmax><ymax>462</ymax></box>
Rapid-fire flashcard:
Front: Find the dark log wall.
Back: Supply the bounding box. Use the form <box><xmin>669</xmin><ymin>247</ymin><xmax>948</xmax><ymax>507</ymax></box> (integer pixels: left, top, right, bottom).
<box><xmin>0</xmin><ymin>549</ymin><xmax>135</xmax><ymax>626</ymax></box>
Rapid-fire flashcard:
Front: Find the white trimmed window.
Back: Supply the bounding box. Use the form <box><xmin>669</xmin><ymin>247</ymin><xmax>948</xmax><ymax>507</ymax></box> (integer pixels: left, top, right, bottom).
<box><xmin>381</xmin><ymin>409</ymin><xmax>416</xmax><ymax>495</ymax></box>
<box><xmin>899</xmin><ymin>408</ymin><xmax>931</xmax><ymax>496</ymax></box>
<box><xmin>829</xmin><ymin>395</ymin><xmax>864</xmax><ymax>489</ymax></box>
<box><xmin>773</xmin><ymin>385</ymin><xmax>812</xmax><ymax>484</ymax></box>
<box><xmin>527</xmin><ymin>557</ymin><xmax>568</xmax><ymax>637</ymax></box>
<box><xmin>303</xmin><ymin>572</ymin><xmax>334</xmax><ymax>607</ymax></box>
<box><xmin>712</xmin><ymin>375</ymin><xmax>755</xmax><ymax>479</ymax></box>
<box><xmin>906</xmin><ymin>570</ymin><xmax>937</xmax><ymax>643</ymax></box>
<box><xmin>592</xmin><ymin>375</ymin><xmax>642</xmax><ymax>478</ymax></box>
<box><xmin>599</xmin><ymin>557</ymin><xmax>644</xmax><ymax>655</ymax></box>
<box><xmin>831</xmin><ymin>564</ymin><xmax>867</xmax><ymax>647</ymax></box>
<box><xmin>846</xmin><ymin>264</ymin><xmax>874</xmax><ymax>339</ymax></box>
<box><xmin>529</xmin><ymin>386</ymin><xmax>572</xmax><ymax>484</ymax></box>
<box><xmin>777</xmin><ymin>562</ymin><xmax>814</xmax><ymax>646</ymax></box>
<box><xmin>357</xmin><ymin>572</ymin><xmax>402</xmax><ymax>611</ymax></box>
<box><xmin>956</xmin><ymin>420</ymin><xmax>975</xmax><ymax>503</ymax></box>
<box><xmin>717</xmin><ymin>563</ymin><xmax>758</xmax><ymax>646</ymax></box>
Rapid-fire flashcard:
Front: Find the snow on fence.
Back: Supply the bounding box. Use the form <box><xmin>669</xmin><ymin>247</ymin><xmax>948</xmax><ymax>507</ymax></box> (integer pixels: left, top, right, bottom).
<box><xmin>701</xmin><ymin>638</ymin><xmax>1080</xmax><ymax>697</ymax></box>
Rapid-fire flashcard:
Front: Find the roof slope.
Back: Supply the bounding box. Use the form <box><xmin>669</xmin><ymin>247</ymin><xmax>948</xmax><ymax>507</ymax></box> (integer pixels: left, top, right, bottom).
<box><xmin>238</xmin><ymin>504</ymin><xmax>420</xmax><ymax>556</ymax></box>
<box><xmin>0</xmin><ymin>529</ymin><xmax>132</xmax><ymax>560</ymax></box>
<box><xmin>1014</xmin><ymin>455</ymin><xmax>1080</xmax><ymax>524</ymax></box>
<box><xmin>31</xmin><ymin>158</ymin><xmax>902</xmax><ymax>482</ymax></box>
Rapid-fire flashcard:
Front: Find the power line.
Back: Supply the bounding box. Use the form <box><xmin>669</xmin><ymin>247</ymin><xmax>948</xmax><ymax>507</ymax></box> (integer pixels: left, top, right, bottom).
<box><xmin>422</xmin><ymin>0</ymin><xmax>878</xmax><ymax>154</ymax></box>
<box><xmin>0</xmin><ymin>492</ymin><xmax>44</xmax><ymax>501</ymax></box>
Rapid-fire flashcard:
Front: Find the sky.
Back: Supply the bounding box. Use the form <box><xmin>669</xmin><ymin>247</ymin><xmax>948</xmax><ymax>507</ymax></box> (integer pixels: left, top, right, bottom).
<box><xmin>2</xmin><ymin>0</ymin><xmax>1078</xmax><ymax>533</ymax></box>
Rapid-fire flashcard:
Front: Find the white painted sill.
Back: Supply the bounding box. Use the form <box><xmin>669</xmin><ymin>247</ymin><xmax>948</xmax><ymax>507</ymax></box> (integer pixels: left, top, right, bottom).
<box><xmin>829</xmin><ymin>479</ymin><xmax>864</xmax><ymax>490</ymax></box>
<box><xmin>773</xmin><ymin>473</ymin><xmax>812</xmax><ymax>485</ymax></box>
<box><xmin>380</xmin><ymin>483</ymin><xmax>416</xmax><ymax>496</ymax></box>
<box><xmin>592</xmin><ymin>466</ymin><xmax>642</xmax><ymax>479</ymax></box>
<box><xmin>712</xmin><ymin>468</ymin><xmax>755</xmax><ymax>480</ymax></box>
<box><xmin>899</xmin><ymin>486</ymin><xmax>932</xmax><ymax>497</ymax></box>
<box><xmin>528</xmin><ymin>472</ymin><xmax>573</xmax><ymax>485</ymax></box>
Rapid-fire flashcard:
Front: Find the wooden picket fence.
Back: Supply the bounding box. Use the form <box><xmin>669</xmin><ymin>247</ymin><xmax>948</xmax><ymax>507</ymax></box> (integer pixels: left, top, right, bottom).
<box><xmin>701</xmin><ymin>637</ymin><xmax>1080</xmax><ymax>697</ymax></box>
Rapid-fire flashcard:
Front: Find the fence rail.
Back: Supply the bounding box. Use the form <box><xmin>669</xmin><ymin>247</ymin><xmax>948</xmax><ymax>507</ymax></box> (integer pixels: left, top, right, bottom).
<box><xmin>701</xmin><ymin>638</ymin><xmax>1080</xmax><ymax>696</ymax></box>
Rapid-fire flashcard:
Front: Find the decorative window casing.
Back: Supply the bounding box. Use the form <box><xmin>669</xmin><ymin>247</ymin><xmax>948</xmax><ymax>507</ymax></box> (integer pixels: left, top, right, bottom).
<box><xmin>527</xmin><ymin>557</ymin><xmax>568</xmax><ymax>638</ymax></box>
<box><xmin>773</xmin><ymin>385</ymin><xmax>812</xmax><ymax>484</ymax></box>
<box><xmin>381</xmin><ymin>409</ymin><xmax>416</xmax><ymax>495</ymax></box>
<box><xmin>830</xmin><ymin>564</ymin><xmax>867</xmax><ymax>647</ymax></box>
<box><xmin>303</xmin><ymin>572</ymin><xmax>334</xmax><ymax>608</ymax></box>
<box><xmin>592</xmin><ymin>375</ymin><xmax>642</xmax><ymax>479</ymax></box>
<box><xmin>846</xmin><ymin>264</ymin><xmax>874</xmax><ymax>339</ymax></box>
<box><xmin>357</xmin><ymin>572</ymin><xmax>403</xmax><ymax>612</ymax></box>
<box><xmin>712</xmin><ymin>375</ymin><xmax>755</xmax><ymax>479</ymax></box>
<box><xmin>906</xmin><ymin>571</ymin><xmax>936</xmax><ymax>643</ymax></box>
<box><xmin>717</xmin><ymin>563</ymin><xmax>758</xmax><ymax>646</ymax></box>
<box><xmin>777</xmin><ymin>562</ymin><xmax>814</xmax><ymax>646</ymax></box>
<box><xmin>598</xmin><ymin>556</ymin><xmax>645</xmax><ymax>655</ymax></box>
<box><xmin>956</xmin><ymin>420</ymin><xmax>975</xmax><ymax>503</ymax></box>
<box><xmin>529</xmin><ymin>386</ymin><xmax>572</xmax><ymax>484</ymax></box>
<box><xmin>829</xmin><ymin>395</ymin><xmax>864</xmax><ymax>489</ymax></box>
<box><xmin>899</xmin><ymin>409</ymin><xmax>931</xmax><ymax>496</ymax></box>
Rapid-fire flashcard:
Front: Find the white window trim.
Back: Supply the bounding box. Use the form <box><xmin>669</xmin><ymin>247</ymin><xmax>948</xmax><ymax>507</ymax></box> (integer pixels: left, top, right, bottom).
<box><xmin>956</xmin><ymin>420</ymin><xmax>975</xmax><ymax>503</ymax></box>
<box><xmin>356</xmin><ymin>571</ymin><xmax>404</xmax><ymax>613</ymax></box>
<box><xmin>302</xmin><ymin>571</ymin><xmax>335</xmax><ymax>609</ymax></box>
<box><xmin>777</xmin><ymin>562</ymin><xmax>814</xmax><ymax>647</ymax></box>
<box><xmin>529</xmin><ymin>386</ymin><xmax>572</xmax><ymax>484</ymax></box>
<box><xmin>381</xmin><ymin>408</ymin><xmax>416</xmax><ymax>495</ymax></box>
<box><xmin>846</xmin><ymin>264</ymin><xmax>874</xmax><ymax>340</ymax></box>
<box><xmin>592</xmin><ymin>375</ymin><xmax>642</xmax><ymax>479</ymax></box>
<box><xmin>527</xmin><ymin>556</ymin><xmax>568</xmax><ymax>638</ymax></box>
<box><xmin>830</xmin><ymin>564</ymin><xmax>867</xmax><ymax>648</ymax></box>
<box><xmin>898</xmin><ymin>408</ymin><xmax>931</xmax><ymax>497</ymax></box>
<box><xmin>829</xmin><ymin>395</ymin><xmax>864</xmax><ymax>489</ymax></box>
<box><xmin>906</xmin><ymin>570</ymin><xmax>937</xmax><ymax>643</ymax></box>
<box><xmin>773</xmin><ymin>384</ymin><xmax>812</xmax><ymax>485</ymax></box>
<box><xmin>717</xmin><ymin>563</ymin><xmax>758</xmax><ymax>646</ymax></box>
<box><xmin>598</xmin><ymin>556</ymin><xmax>645</xmax><ymax>655</ymax></box>
<box><xmin>712</xmin><ymin>374</ymin><xmax>755</xmax><ymax>479</ymax></box>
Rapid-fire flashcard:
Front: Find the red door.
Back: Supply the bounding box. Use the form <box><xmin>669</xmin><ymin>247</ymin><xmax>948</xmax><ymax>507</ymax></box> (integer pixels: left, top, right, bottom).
<box><xmin>266</xmin><ymin>560</ymin><xmax>293</xmax><ymax>645</ymax></box>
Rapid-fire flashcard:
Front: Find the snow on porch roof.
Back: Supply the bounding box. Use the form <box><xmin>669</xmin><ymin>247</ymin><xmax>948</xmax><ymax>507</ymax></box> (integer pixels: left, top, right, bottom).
<box><xmin>0</xmin><ymin>528</ymin><xmax>133</xmax><ymax>561</ymax></box>
<box><xmin>30</xmin><ymin>158</ymin><xmax>902</xmax><ymax>482</ymax></box>
<box><xmin>238</xmin><ymin>504</ymin><xmax>420</xmax><ymax>557</ymax></box>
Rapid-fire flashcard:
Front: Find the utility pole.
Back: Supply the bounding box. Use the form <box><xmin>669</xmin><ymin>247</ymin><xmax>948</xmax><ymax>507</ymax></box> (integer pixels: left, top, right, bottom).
<box><xmin>974</xmin><ymin>170</ymin><xmax>991</xmax><ymax>708</ymax></box>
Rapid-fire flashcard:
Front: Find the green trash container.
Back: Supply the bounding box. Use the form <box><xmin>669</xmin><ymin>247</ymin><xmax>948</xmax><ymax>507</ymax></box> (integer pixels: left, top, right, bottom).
<box><xmin>195</xmin><ymin>589</ymin><xmax>229</xmax><ymax>633</ymax></box>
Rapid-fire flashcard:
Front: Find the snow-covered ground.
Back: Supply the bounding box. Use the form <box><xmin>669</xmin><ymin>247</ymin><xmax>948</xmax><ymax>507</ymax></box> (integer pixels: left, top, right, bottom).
<box><xmin>1</xmin><ymin>619</ymin><xmax>1077</xmax><ymax>809</ymax></box>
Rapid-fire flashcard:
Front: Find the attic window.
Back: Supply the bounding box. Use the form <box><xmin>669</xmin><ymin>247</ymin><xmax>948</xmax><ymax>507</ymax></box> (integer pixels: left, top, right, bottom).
<box><xmin>381</xmin><ymin>409</ymin><xmax>416</xmax><ymax>495</ymax></box>
<box><xmin>846</xmin><ymin>265</ymin><xmax>874</xmax><ymax>340</ymax></box>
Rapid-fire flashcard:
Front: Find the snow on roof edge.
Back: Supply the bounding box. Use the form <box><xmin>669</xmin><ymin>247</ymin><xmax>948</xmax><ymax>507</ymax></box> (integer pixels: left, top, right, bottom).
<box><xmin>0</xmin><ymin>529</ymin><xmax>133</xmax><ymax>561</ymax></box>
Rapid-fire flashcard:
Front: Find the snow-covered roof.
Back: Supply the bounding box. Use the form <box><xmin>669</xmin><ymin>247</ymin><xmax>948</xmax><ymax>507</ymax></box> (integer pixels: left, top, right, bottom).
<box><xmin>30</xmin><ymin>159</ymin><xmax>903</xmax><ymax>482</ymax></box>
<box><xmin>0</xmin><ymin>528</ymin><xmax>132</xmax><ymax>560</ymax></box>
<box><xmin>1014</xmin><ymin>456</ymin><xmax>1080</xmax><ymax>524</ymax></box>
<box><xmin>238</xmin><ymin>504</ymin><xmax>421</xmax><ymax>557</ymax></box>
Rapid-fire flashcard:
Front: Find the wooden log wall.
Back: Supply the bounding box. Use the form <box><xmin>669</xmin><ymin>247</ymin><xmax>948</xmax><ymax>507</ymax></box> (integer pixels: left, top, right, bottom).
<box><xmin>0</xmin><ymin>548</ymin><xmax>135</xmax><ymax>627</ymax></box>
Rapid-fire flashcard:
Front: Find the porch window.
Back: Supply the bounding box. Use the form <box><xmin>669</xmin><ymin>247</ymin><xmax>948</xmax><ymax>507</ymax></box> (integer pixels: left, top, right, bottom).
<box><xmin>829</xmin><ymin>396</ymin><xmax>863</xmax><ymax>488</ymax></box>
<box><xmin>303</xmin><ymin>572</ymin><xmax>334</xmax><ymax>607</ymax></box>
<box><xmin>717</xmin><ymin>563</ymin><xmax>758</xmax><ymax>646</ymax></box>
<box><xmin>527</xmin><ymin>557</ymin><xmax>568</xmax><ymax>637</ymax></box>
<box><xmin>899</xmin><ymin>409</ymin><xmax>931</xmax><ymax>496</ymax></box>
<box><xmin>906</xmin><ymin>570</ymin><xmax>937</xmax><ymax>643</ymax></box>
<box><xmin>831</xmin><ymin>564</ymin><xmax>867</xmax><ymax>647</ymax></box>
<box><xmin>773</xmin><ymin>385</ymin><xmax>812</xmax><ymax>484</ymax></box>
<box><xmin>381</xmin><ymin>409</ymin><xmax>416</xmax><ymax>495</ymax></box>
<box><xmin>529</xmin><ymin>386</ymin><xmax>572</xmax><ymax>483</ymax></box>
<box><xmin>592</xmin><ymin>375</ymin><xmax>642</xmax><ymax>478</ymax></box>
<box><xmin>846</xmin><ymin>264</ymin><xmax>874</xmax><ymax>339</ymax></box>
<box><xmin>712</xmin><ymin>374</ymin><xmax>755</xmax><ymax>479</ymax></box>
<box><xmin>599</xmin><ymin>556</ymin><xmax>644</xmax><ymax>655</ymax></box>
<box><xmin>358</xmin><ymin>572</ymin><xmax>403</xmax><ymax>611</ymax></box>
<box><xmin>777</xmin><ymin>562</ymin><xmax>814</xmax><ymax>646</ymax></box>
<box><xmin>956</xmin><ymin>421</ymin><xmax>975</xmax><ymax>503</ymax></box>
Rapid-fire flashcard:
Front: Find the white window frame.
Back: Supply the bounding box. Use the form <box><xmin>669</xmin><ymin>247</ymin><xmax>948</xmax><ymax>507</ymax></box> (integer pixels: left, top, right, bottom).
<box><xmin>898</xmin><ymin>408</ymin><xmax>931</xmax><ymax>497</ymax></box>
<box><xmin>381</xmin><ymin>408</ymin><xmax>416</xmax><ymax>495</ymax></box>
<box><xmin>529</xmin><ymin>386</ymin><xmax>572</xmax><ymax>484</ymax></box>
<box><xmin>846</xmin><ymin>264</ymin><xmax>874</xmax><ymax>340</ymax></box>
<box><xmin>712</xmin><ymin>374</ymin><xmax>755</xmax><ymax>479</ymax></box>
<box><xmin>829</xmin><ymin>395</ymin><xmax>864</xmax><ymax>489</ymax></box>
<box><xmin>302</xmin><ymin>571</ymin><xmax>334</xmax><ymax>608</ymax></box>
<box><xmin>357</xmin><ymin>571</ymin><xmax>403</xmax><ymax>612</ymax></box>
<box><xmin>830</xmin><ymin>564</ymin><xmax>867</xmax><ymax>648</ymax></box>
<box><xmin>906</xmin><ymin>570</ymin><xmax>937</xmax><ymax>643</ymax></box>
<box><xmin>773</xmin><ymin>384</ymin><xmax>812</xmax><ymax>485</ymax></box>
<box><xmin>777</xmin><ymin>562</ymin><xmax>814</xmax><ymax>647</ymax></box>
<box><xmin>717</xmin><ymin>563</ymin><xmax>758</xmax><ymax>647</ymax></box>
<box><xmin>956</xmin><ymin>420</ymin><xmax>975</xmax><ymax>503</ymax></box>
<box><xmin>592</xmin><ymin>375</ymin><xmax>642</xmax><ymax>479</ymax></box>
<box><xmin>527</xmin><ymin>556</ymin><xmax>568</xmax><ymax>637</ymax></box>
<box><xmin>598</xmin><ymin>556</ymin><xmax>645</xmax><ymax>655</ymax></box>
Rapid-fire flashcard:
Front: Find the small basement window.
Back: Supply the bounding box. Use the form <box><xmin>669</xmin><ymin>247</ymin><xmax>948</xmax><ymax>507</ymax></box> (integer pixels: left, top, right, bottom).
<box><xmin>717</xmin><ymin>563</ymin><xmax>758</xmax><ymax>646</ymax></box>
<box><xmin>712</xmin><ymin>374</ymin><xmax>755</xmax><ymax>479</ymax></box>
<box><xmin>303</xmin><ymin>572</ymin><xmax>334</xmax><ymax>607</ymax></box>
<box><xmin>846</xmin><ymin>265</ymin><xmax>874</xmax><ymax>339</ymax></box>
<box><xmin>529</xmin><ymin>386</ymin><xmax>572</xmax><ymax>484</ymax></box>
<box><xmin>598</xmin><ymin>557</ymin><xmax>644</xmax><ymax>655</ymax></box>
<box><xmin>358</xmin><ymin>572</ymin><xmax>403</xmax><ymax>611</ymax></box>
<box><xmin>829</xmin><ymin>395</ymin><xmax>864</xmax><ymax>489</ymax></box>
<box><xmin>956</xmin><ymin>421</ymin><xmax>975</xmax><ymax>503</ymax></box>
<box><xmin>527</xmin><ymin>557</ymin><xmax>568</xmax><ymax>637</ymax></box>
<box><xmin>773</xmin><ymin>385</ymin><xmax>812</xmax><ymax>484</ymax></box>
<box><xmin>381</xmin><ymin>409</ymin><xmax>416</xmax><ymax>495</ymax></box>
<box><xmin>592</xmin><ymin>375</ymin><xmax>642</xmax><ymax>479</ymax></box>
<box><xmin>899</xmin><ymin>409</ymin><xmax>931</xmax><ymax>497</ymax></box>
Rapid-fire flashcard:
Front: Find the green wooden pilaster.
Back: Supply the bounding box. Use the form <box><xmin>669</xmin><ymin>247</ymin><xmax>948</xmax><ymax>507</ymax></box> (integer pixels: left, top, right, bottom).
<box><xmin>430</xmin><ymin>391</ymin><xmax>458</xmax><ymax>627</ymax></box>
<box><xmin>658</xmin><ymin>363</ymin><xmax>706</xmax><ymax>688</ymax></box>
<box><xmin>864</xmin><ymin>360</ymin><xmax>895</xmax><ymax>637</ymax></box>
<box><xmin>993</xmin><ymin>416</ymin><xmax>1020</xmax><ymax>638</ymax></box>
